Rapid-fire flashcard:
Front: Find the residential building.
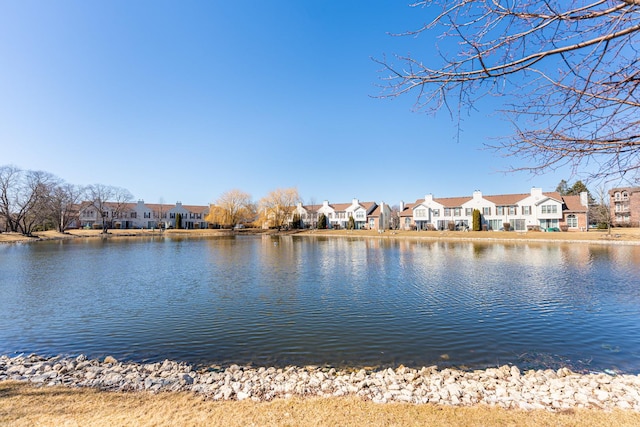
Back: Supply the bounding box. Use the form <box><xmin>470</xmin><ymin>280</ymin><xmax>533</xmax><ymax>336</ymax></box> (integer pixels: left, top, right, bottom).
<box><xmin>560</xmin><ymin>194</ymin><xmax>590</xmax><ymax>231</ymax></box>
<box><xmin>367</xmin><ymin>202</ymin><xmax>392</xmax><ymax>230</ymax></box>
<box><xmin>398</xmin><ymin>188</ymin><xmax>588</xmax><ymax>231</ymax></box>
<box><xmin>78</xmin><ymin>201</ymin><xmax>209</xmax><ymax>229</ymax></box>
<box><xmin>610</xmin><ymin>187</ymin><xmax>640</xmax><ymax>227</ymax></box>
<box><xmin>295</xmin><ymin>199</ymin><xmax>379</xmax><ymax>229</ymax></box>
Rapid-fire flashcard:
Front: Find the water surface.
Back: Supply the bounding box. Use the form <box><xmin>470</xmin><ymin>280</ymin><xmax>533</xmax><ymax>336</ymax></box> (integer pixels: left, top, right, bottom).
<box><xmin>1</xmin><ymin>235</ymin><xmax>639</xmax><ymax>373</ymax></box>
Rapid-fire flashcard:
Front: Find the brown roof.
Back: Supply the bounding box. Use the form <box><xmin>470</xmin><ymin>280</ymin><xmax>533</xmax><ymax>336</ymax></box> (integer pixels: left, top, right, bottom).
<box><xmin>562</xmin><ymin>195</ymin><xmax>587</xmax><ymax>212</ymax></box>
<box><xmin>310</xmin><ymin>201</ymin><xmax>377</xmax><ymax>212</ymax></box>
<box><xmin>483</xmin><ymin>193</ymin><xmax>530</xmax><ymax>205</ymax></box>
<box><xmin>399</xmin><ymin>203</ymin><xmax>417</xmax><ymax>217</ymax></box>
<box><xmin>181</xmin><ymin>205</ymin><xmax>209</xmax><ymax>214</ymax></box>
<box><xmin>432</xmin><ymin>196</ymin><xmax>472</xmax><ymax>207</ymax></box>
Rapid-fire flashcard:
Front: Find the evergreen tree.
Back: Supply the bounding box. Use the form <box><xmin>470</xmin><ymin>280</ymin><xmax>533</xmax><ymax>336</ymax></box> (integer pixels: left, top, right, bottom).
<box><xmin>347</xmin><ymin>216</ymin><xmax>355</xmax><ymax>230</ymax></box>
<box><xmin>472</xmin><ymin>209</ymin><xmax>481</xmax><ymax>231</ymax></box>
<box><xmin>176</xmin><ymin>213</ymin><xmax>183</xmax><ymax>229</ymax></box>
<box><xmin>318</xmin><ymin>213</ymin><xmax>327</xmax><ymax>229</ymax></box>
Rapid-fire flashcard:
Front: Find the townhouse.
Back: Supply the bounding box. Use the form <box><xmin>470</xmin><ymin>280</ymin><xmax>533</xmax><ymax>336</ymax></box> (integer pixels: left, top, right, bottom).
<box><xmin>78</xmin><ymin>200</ymin><xmax>209</xmax><ymax>229</ymax></box>
<box><xmin>610</xmin><ymin>187</ymin><xmax>640</xmax><ymax>227</ymax></box>
<box><xmin>293</xmin><ymin>199</ymin><xmax>389</xmax><ymax>230</ymax></box>
<box><xmin>399</xmin><ymin>188</ymin><xmax>589</xmax><ymax>232</ymax></box>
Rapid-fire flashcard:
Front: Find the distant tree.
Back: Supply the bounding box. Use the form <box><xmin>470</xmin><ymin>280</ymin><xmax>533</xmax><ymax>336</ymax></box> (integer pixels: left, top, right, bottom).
<box><xmin>390</xmin><ymin>204</ymin><xmax>400</xmax><ymax>230</ymax></box>
<box><xmin>318</xmin><ymin>213</ymin><xmax>327</xmax><ymax>229</ymax></box>
<box><xmin>259</xmin><ymin>187</ymin><xmax>301</xmax><ymax>230</ymax></box>
<box><xmin>0</xmin><ymin>166</ymin><xmax>61</xmax><ymax>236</ymax></box>
<box><xmin>472</xmin><ymin>209</ymin><xmax>481</xmax><ymax>231</ymax></box>
<box><xmin>17</xmin><ymin>170</ymin><xmax>60</xmax><ymax>236</ymax></box>
<box><xmin>291</xmin><ymin>213</ymin><xmax>303</xmax><ymax>229</ymax></box>
<box><xmin>556</xmin><ymin>179</ymin><xmax>594</xmax><ymax>203</ymax></box>
<box><xmin>153</xmin><ymin>198</ymin><xmax>167</xmax><ymax>230</ymax></box>
<box><xmin>206</xmin><ymin>189</ymin><xmax>254</xmax><ymax>229</ymax></box>
<box><xmin>591</xmin><ymin>187</ymin><xmax>613</xmax><ymax>233</ymax></box>
<box><xmin>50</xmin><ymin>183</ymin><xmax>85</xmax><ymax>232</ymax></box>
<box><xmin>86</xmin><ymin>184</ymin><xmax>133</xmax><ymax>233</ymax></box>
<box><xmin>347</xmin><ymin>216</ymin><xmax>355</xmax><ymax>230</ymax></box>
<box><xmin>0</xmin><ymin>165</ymin><xmax>24</xmax><ymax>232</ymax></box>
<box><xmin>306</xmin><ymin>197</ymin><xmax>318</xmax><ymax>229</ymax></box>
<box><xmin>175</xmin><ymin>213</ymin><xmax>183</xmax><ymax>229</ymax></box>
<box><xmin>556</xmin><ymin>180</ymin><xmax>570</xmax><ymax>196</ymax></box>
<box><xmin>377</xmin><ymin>1</ymin><xmax>640</xmax><ymax>181</ymax></box>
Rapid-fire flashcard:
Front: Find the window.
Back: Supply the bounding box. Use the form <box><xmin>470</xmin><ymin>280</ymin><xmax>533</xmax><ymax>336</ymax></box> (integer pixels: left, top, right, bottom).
<box><xmin>355</xmin><ymin>211</ymin><xmax>364</xmax><ymax>219</ymax></box>
<box><xmin>522</xmin><ymin>206</ymin><xmax>531</xmax><ymax>215</ymax></box>
<box><xmin>444</xmin><ymin>208</ymin><xmax>452</xmax><ymax>216</ymax></box>
<box><xmin>414</xmin><ymin>208</ymin><xmax>427</xmax><ymax>218</ymax></box>
<box><xmin>509</xmin><ymin>206</ymin><xmax>517</xmax><ymax>215</ymax></box>
<box><xmin>496</xmin><ymin>206</ymin><xmax>504</xmax><ymax>215</ymax></box>
<box><xmin>567</xmin><ymin>214</ymin><xmax>578</xmax><ymax>228</ymax></box>
<box><xmin>144</xmin><ymin>212</ymin><xmax>151</xmax><ymax>218</ymax></box>
<box><xmin>541</xmin><ymin>205</ymin><xmax>558</xmax><ymax>214</ymax></box>
<box><xmin>622</xmin><ymin>191</ymin><xmax>629</xmax><ymax>201</ymax></box>
<box><xmin>454</xmin><ymin>208</ymin><xmax>462</xmax><ymax>217</ymax></box>
<box><xmin>432</xmin><ymin>209</ymin><xmax>440</xmax><ymax>217</ymax></box>
<box><xmin>614</xmin><ymin>192</ymin><xmax>621</xmax><ymax>201</ymax></box>
<box><xmin>482</xmin><ymin>207</ymin><xmax>491</xmax><ymax>216</ymax></box>
<box><xmin>465</xmin><ymin>208</ymin><xmax>473</xmax><ymax>216</ymax></box>
<box><xmin>130</xmin><ymin>212</ymin><xmax>136</xmax><ymax>219</ymax></box>
<box><xmin>488</xmin><ymin>219</ymin><xmax>502</xmax><ymax>230</ymax></box>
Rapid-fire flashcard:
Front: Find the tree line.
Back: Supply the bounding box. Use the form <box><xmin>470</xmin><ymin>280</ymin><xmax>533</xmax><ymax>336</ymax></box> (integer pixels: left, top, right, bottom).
<box><xmin>0</xmin><ymin>165</ymin><xmax>133</xmax><ymax>235</ymax></box>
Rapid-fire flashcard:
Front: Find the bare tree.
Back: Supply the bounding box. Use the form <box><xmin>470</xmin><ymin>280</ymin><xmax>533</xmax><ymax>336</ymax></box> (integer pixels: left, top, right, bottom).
<box><xmin>591</xmin><ymin>186</ymin><xmax>613</xmax><ymax>233</ymax></box>
<box><xmin>259</xmin><ymin>188</ymin><xmax>301</xmax><ymax>230</ymax></box>
<box><xmin>86</xmin><ymin>184</ymin><xmax>133</xmax><ymax>233</ymax></box>
<box><xmin>50</xmin><ymin>183</ymin><xmax>85</xmax><ymax>232</ymax></box>
<box><xmin>377</xmin><ymin>1</ymin><xmax>640</xmax><ymax>181</ymax></box>
<box><xmin>0</xmin><ymin>165</ymin><xmax>22</xmax><ymax>232</ymax></box>
<box><xmin>17</xmin><ymin>170</ymin><xmax>60</xmax><ymax>236</ymax></box>
<box><xmin>306</xmin><ymin>197</ymin><xmax>318</xmax><ymax>229</ymax></box>
<box><xmin>0</xmin><ymin>166</ymin><xmax>60</xmax><ymax>236</ymax></box>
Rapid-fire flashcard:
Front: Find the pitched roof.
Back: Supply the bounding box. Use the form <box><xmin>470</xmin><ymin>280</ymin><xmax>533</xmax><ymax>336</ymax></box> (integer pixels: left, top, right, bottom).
<box><xmin>562</xmin><ymin>195</ymin><xmax>587</xmax><ymax>212</ymax></box>
<box><xmin>432</xmin><ymin>196</ymin><xmax>472</xmax><ymax>207</ymax></box>
<box><xmin>483</xmin><ymin>193</ymin><xmax>530</xmax><ymax>205</ymax></box>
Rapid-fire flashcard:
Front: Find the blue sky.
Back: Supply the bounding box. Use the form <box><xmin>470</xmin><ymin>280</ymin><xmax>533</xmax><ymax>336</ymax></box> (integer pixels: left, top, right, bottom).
<box><xmin>1</xmin><ymin>1</ymin><xmax>575</xmax><ymax>206</ymax></box>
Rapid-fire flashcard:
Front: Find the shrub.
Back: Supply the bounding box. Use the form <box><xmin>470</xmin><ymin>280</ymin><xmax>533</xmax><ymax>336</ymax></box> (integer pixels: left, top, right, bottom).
<box><xmin>503</xmin><ymin>222</ymin><xmax>511</xmax><ymax>231</ymax></box>
<box><xmin>448</xmin><ymin>221</ymin><xmax>455</xmax><ymax>231</ymax></box>
<box><xmin>472</xmin><ymin>209</ymin><xmax>481</xmax><ymax>231</ymax></box>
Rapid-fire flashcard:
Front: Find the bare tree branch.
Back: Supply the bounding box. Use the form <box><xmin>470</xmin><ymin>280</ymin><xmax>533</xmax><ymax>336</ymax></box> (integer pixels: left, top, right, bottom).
<box><xmin>377</xmin><ymin>0</ymin><xmax>640</xmax><ymax>181</ymax></box>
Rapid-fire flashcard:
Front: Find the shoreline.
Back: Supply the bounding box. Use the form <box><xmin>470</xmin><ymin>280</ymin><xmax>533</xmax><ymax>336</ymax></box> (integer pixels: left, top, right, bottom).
<box><xmin>2</xmin><ymin>353</ymin><xmax>639</xmax><ymax>411</ymax></box>
<box><xmin>2</xmin><ymin>227</ymin><xmax>640</xmax><ymax>246</ymax></box>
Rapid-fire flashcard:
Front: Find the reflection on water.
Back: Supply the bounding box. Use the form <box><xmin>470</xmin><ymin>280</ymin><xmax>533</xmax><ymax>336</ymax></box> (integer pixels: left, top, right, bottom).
<box><xmin>0</xmin><ymin>236</ymin><xmax>639</xmax><ymax>373</ymax></box>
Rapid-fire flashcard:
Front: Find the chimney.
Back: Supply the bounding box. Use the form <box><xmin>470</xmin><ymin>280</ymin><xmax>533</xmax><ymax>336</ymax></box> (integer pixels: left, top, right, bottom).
<box><xmin>580</xmin><ymin>191</ymin><xmax>589</xmax><ymax>207</ymax></box>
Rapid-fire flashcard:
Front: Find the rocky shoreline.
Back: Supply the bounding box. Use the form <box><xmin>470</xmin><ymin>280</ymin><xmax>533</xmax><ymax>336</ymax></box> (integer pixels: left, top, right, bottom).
<box><xmin>2</xmin><ymin>354</ymin><xmax>639</xmax><ymax>411</ymax></box>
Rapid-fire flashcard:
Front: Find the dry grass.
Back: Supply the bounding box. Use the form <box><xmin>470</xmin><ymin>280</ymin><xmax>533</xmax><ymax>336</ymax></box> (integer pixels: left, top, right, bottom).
<box><xmin>1</xmin><ymin>381</ymin><xmax>639</xmax><ymax>427</ymax></box>
<box><xmin>2</xmin><ymin>227</ymin><xmax>640</xmax><ymax>245</ymax></box>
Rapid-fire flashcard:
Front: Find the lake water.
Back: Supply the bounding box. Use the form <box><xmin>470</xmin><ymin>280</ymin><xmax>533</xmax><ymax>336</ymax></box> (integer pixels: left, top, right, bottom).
<box><xmin>1</xmin><ymin>235</ymin><xmax>639</xmax><ymax>373</ymax></box>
